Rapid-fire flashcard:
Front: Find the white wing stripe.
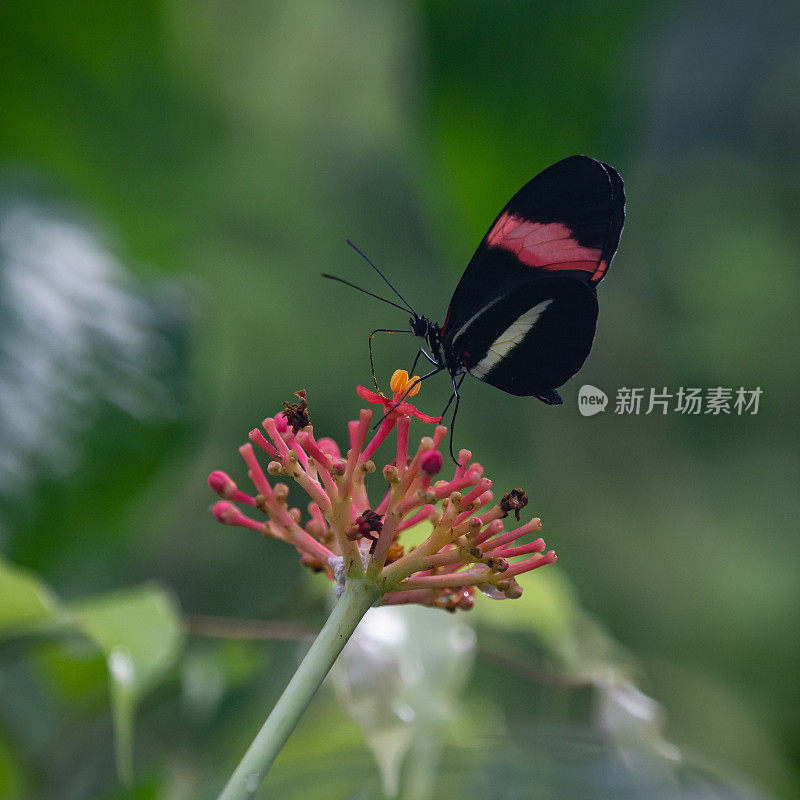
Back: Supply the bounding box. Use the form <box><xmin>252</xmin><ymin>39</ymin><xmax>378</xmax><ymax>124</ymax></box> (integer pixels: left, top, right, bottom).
<box><xmin>451</xmin><ymin>294</ymin><xmax>504</xmax><ymax>346</ymax></box>
<box><xmin>469</xmin><ymin>299</ymin><xmax>553</xmax><ymax>379</ymax></box>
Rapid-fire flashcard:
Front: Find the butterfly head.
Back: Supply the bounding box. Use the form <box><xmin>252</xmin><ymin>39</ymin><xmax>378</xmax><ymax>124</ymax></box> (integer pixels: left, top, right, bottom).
<box><xmin>410</xmin><ymin>314</ymin><xmax>431</xmax><ymax>339</ymax></box>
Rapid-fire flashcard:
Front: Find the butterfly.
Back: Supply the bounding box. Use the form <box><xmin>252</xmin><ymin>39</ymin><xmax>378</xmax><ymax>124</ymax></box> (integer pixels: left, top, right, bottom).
<box><xmin>324</xmin><ymin>155</ymin><xmax>625</xmax><ymax>448</ymax></box>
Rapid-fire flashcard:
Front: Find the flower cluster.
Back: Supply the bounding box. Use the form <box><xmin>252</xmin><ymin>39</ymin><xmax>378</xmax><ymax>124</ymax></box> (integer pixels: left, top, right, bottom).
<box><xmin>208</xmin><ymin>370</ymin><xmax>556</xmax><ymax>611</ymax></box>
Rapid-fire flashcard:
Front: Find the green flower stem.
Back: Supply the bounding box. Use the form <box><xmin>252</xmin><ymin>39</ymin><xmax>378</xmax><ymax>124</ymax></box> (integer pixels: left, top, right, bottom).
<box><xmin>216</xmin><ymin>578</ymin><xmax>381</xmax><ymax>800</ymax></box>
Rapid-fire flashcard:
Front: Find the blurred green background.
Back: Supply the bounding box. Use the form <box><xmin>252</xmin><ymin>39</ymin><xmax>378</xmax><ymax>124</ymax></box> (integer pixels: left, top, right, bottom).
<box><xmin>1</xmin><ymin>1</ymin><xmax>799</xmax><ymax>798</ymax></box>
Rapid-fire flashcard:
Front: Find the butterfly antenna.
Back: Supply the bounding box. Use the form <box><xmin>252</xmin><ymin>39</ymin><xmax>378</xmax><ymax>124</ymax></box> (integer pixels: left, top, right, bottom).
<box><xmin>346</xmin><ymin>239</ymin><xmax>418</xmax><ymax>317</ymax></box>
<box><xmin>321</xmin><ymin>273</ymin><xmax>410</xmax><ymax>313</ymax></box>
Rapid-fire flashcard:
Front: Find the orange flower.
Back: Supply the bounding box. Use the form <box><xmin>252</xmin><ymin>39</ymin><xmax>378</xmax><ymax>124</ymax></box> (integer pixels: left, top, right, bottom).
<box><xmin>357</xmin><ymin>369</ymin><xmax>441</xmax><ymax>425</ymax></box>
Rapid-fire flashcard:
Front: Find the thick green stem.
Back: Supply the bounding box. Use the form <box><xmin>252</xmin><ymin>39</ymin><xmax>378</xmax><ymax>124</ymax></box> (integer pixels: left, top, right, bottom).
<box><xmin>216</xmin><ymin>578</ymin><xmax>380</xmax><ymax>800</ymax></box>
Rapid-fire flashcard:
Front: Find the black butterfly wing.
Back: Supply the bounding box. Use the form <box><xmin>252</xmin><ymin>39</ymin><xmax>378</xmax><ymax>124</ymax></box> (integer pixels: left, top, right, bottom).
<box><xmin>440</xmin><ymin>156</ymin><xmax>624</xmax><ymax>400</ymax></box>
<box><xmin>448</xmin><ymin>274</ymin><xmax>598</xmax><ymax>399</ymax></box>
<box><xmin>441</xmin><ymin>155</ymin><xmax>624</xmax><ymax>338</ymax></box>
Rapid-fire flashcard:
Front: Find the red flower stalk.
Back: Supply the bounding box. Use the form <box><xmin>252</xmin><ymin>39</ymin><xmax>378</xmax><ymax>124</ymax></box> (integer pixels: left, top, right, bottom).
<box><xmin>208</xmin><ymin>370</ymin><xmax>556</xmax><ymax>611</ymax></box>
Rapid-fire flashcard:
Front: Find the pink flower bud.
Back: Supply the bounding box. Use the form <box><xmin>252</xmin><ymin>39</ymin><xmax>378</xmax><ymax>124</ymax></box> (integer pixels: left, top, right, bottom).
<box><xmin>420</xmin><ymin>449</ymin><xmax>443</xmax><ymax>476</ymax></box>
<box><xmin>208</xmin><ymin>471</ymin><xmax>236</xmax><ymax>498</ymax></box>
<box><xmin>211</xmin><ymin>501</ymin><xmax>239</xmax><ymax>525</ymax></box>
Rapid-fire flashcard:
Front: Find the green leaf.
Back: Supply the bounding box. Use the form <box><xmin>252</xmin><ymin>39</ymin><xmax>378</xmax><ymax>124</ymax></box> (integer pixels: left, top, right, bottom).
<box><xmin>0</xmin><ymin>557</ymin><xmax>62</xmax><ymax>635</ymax></box>
<box><xmin>69</xmin><ymin>584</ymin><xmax>184</xmax><ymax>785</ymax></box>
<box><xmin>0</xmin><ymin>561</ymin><xmax>185</xmax><ymax>785</ymax></box>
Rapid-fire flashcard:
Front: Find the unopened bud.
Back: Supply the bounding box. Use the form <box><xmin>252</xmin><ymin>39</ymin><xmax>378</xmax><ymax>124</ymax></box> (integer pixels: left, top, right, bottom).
<box><xmin>211</xmin><ymin>501</ymin><xmax>238</xmax><ymax>525</ymax></box>
<box><xmin>383</xmin><ymin>464</ymin><xmax>400</xmax><ymax>483</ymax></box>
<box><xmin>208</xmin><ymin>471</ymin><xmax>237</xmax><ymax>499</ymax></box>
<box><xmin>420</xmin><ymin>449</ymin><xmax>443</xmax><ymax>476</ymax></box>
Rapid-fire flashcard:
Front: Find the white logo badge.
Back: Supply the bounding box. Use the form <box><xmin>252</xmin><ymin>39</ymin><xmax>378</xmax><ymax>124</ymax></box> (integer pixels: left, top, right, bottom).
<box><xmin>578</xmin><ymin>385</ymin><xmax>608</xmax><ymax>416</ymax></box>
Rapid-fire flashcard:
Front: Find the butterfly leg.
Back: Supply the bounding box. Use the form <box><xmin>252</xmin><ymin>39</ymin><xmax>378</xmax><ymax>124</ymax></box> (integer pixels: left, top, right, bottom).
<box><xmin>440</xmin><ymin>371</ymin><xmax>466</xmax><ymax>417</ymax></box>
<box><xmin>369</xmin><ymin>328</ymin><xmax>413</xmax><ymax>392</ymax></box>
<box><xmin>445</xmin><ymin>372</ymin><xmax>467</xmax><ymax>465</ymax></box>
<box><xmin>409</xmin><ymin>346</ymin><xmax>438</xmax><ymax>376</ymax></box>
